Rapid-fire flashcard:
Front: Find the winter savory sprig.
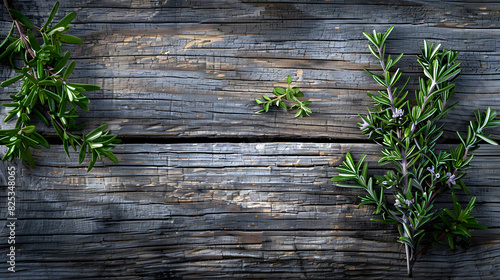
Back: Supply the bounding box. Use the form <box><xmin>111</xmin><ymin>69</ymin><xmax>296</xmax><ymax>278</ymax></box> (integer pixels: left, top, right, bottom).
<box><xmin>255</xmin><ymin>75</ymin><xmax>312</xmax><ymax>117</ymax></box>
<box><xmin>0</xmin><ymin>2</ymin><xmax>120</xmax><ymax>171</ymax></box>
<box><xmin>332</xmin><ymin>26</ymin><xmax>500</xmax><ymax>277</ymax></box>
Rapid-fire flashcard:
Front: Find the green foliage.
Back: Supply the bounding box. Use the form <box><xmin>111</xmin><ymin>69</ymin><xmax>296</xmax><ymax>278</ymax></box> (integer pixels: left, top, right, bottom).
<box><xmin>0</xmin><ymin>2</ymin><xmax>120</xmax><ymax>171</ymax></box>
<box><xmin>255</xmin><ymin>76</ymin><xmax>312</xmax><ymax>117</ymax></box>
<box><xmin>332</xmin><ymin>26</ymin><xmax>498</xmax><ymax>277</ymax></box>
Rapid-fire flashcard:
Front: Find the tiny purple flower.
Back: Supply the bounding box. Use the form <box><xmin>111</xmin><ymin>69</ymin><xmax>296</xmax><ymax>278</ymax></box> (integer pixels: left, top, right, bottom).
<box><xmin>427</xmin><ymin>166</ymin><xmax>435</xmax><ymax>174</ymax></box>
<box><xmin>405</xmin><ymin>198</ymin><xmax>415</xmax><ymax>207</ymax></box>
<box><xmin>392</xmin><ymin>108</ymin><xmax>404</xmax><ymax>118</ymax></box>
<box><xmin>435</xmin><ymin>173</ymin><xmax>440</xmax><ymax>179</ymax></box>
<box><xmin>394</xmin><ymin>194</ymin><xmax>402</xmax><ymax>207</ymax></box>
<box><xmin>446</xmin><ymin>172</ymin><xmax>456</xmax><ymax>187</ymax></box>
<box><xmin>360</xmin><ymin>119</ymin><xmax>369</xmax><ymax>130</ymax></box>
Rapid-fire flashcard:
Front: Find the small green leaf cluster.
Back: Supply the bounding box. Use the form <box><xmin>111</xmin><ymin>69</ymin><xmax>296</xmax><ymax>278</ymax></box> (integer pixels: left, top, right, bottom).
<box><xmin>435</xmin><ymin>193</ymin><xmax>487</xmax><ymax>250</ymax></box>
<box><xmin>332</xmin><ymin>27</ymin><xmax>499</xmax><ymax>277</ymax></box>
<box><xmin>255</xmin><ymin>76</ymin><xmax>312</xmax><ymax>117</ymax></box>
<box><xmin>0</xmin><ymin>2</ymin><xmax>120</xmax><ymax>171</ymax></box>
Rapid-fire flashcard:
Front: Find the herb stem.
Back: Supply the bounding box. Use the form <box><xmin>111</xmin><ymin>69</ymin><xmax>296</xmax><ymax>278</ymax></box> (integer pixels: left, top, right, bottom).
<box><xmin>378</xmin><ymin>47</ymin><xmax>396</xmax><ymax>114</ymax></box>
<box><xmin>13</xmin><ymin>20</ymin><xmax>36</xmax><ymax>59</ymax></box>
<box><xmin>3</xmin><ymin>0</ymin><xmax>12</xmax><ymax>18</ymax></box>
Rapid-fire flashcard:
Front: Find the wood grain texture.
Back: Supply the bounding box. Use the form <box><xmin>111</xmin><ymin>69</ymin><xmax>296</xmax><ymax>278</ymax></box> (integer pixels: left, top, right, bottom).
<box><xmin>0</xmin><ymin>143</ymin><xmax>499</xmax><ymax>279</ymax></box>
<box><xmin>0</xmin><ymin>0</ymin><xmax>500</xmax><ymax>279</ymax></box>
<box><xmin>1</xmin><ymin>0</ymin><xmax>500</xmax><ymax>139</ymax></box>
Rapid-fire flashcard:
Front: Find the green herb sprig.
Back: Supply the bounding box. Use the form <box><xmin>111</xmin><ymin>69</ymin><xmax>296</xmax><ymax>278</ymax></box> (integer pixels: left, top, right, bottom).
<box><xmin>332</xmin><ymin>26</ymin><xmax>500</xmax><ymax>277</ymax></box>
<box><xmin>0</xmin><ymin>2</ymin><xmax>120</xmax><ymax>171</ymax></box>
<box><xmin>255</xmin><ymin>75</ymin><xmax>312</xmax><ymax>117</ymax></box>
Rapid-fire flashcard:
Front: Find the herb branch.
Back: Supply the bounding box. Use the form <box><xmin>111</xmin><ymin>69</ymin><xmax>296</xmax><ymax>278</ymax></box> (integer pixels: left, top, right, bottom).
<box><xmin>255</xmin><ymin>75</ymin><xmax>312</xmax><ymax>117</ymax></box>
<box><xmin>332</xmin><ymin>26</ymin><xmax>499</xmax><ymax>277</ymax></box>
<box><xmin>0</xmin><ymin>1</ymin><xmax>120</xmax><ymax>171</ymax></box>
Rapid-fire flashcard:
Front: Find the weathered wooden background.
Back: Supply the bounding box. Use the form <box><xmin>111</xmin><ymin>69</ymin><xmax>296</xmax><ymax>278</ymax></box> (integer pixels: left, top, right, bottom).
<box><xmin>1</xmin><ymin>0</ymin><xmax>500</xmax><ymax>279</ymax></box>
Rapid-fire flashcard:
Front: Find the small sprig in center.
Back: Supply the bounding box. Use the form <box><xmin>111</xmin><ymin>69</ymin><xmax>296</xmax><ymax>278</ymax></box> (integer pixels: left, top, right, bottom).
<box><xmin>255</xmin><ymin>75</ymin><xmax>312</xmax><ymax>118</ymax></box>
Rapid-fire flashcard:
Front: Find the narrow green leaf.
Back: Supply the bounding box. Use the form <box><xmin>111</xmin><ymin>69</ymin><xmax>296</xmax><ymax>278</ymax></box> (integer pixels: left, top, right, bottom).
<box><xmin>279</xmin><ymin>101</ymin><xmax>287</xmax><ymax>110</ymax></box>
<box><xmin>21</xmin><ymin>126</ymin><xmax>36</xmax><ymax>134</ymax></box>
<box><xmin>344</xmin><ymin>153</ymin><xmax>356</xmax><ymax>171</ymax></box>
<box><xmin>398</xmin><ymin>236</ymin><xmax>414</xmax><ymax>248</ymax></box>
<box><xmin>447</xmin><ymin>234</ymin><xmax>454</xmax><ymax>250</ymax></box>
<box><xmin>78</xmin><ymin>143</ymin><xmax>86</xmax><ymax>164</ymax></box>
<box><xmin>367</xmin><ymin>44</ymin><xmax>380</xmax><ymax>59</ymax></box>
<box><xmin>31</xmin><ymin>132</ymin><xmax>49</xmax><ymax>148</ymax></box>
<box><xmin>331</xmin><ymin>175</ymin><xmax>354</xmax><ymax>182</ymax></box>
<box><xmin>53</xmin><ymin>51</ymin><xmax>71</xmax><ymax>72</ymax></box>
<box><xmin>263</xmin><ymin>102</ymin><xmax>270</xmax><ymax>112</ymax></box>
<box><xmin>42</xmin><ymin>1</ymin><xmax>60</xmax><ymax>31</ymax></box>
<box><xmin>367</xmin><ymin>92</ymin><xmax>391</xmax><ymax>106</ymax></box>
<box><xmin>86</xmin><ymin>124</ymin><xmax>109</xmax><ymax>141</ymax></box>
<box><xmin>1</xmin><ymin>74</ymin><xmax>23</xmax><ymax>87</ymax></box>
<box><xmin>63</xmin><ymin>139</ymin><xmax>70</xmax><ymax>157</ymax></box>
<box><xmin>389</xmin><ymin>68</ymin><xmax>401</xmax><ymax>87</ymax></box>
<box><xmin>87</xmin><ymin>150</ymin><xmax>98</xmax><ymax>172</ymax></box>
<box><xmin>380</xmin><ymin>26</ymin><xmax>394</xmax><ymax>46</ymax></box>
<box><xmin>437</xmin><ymin>68</ymin><xmax>461</xmax><ymax>84</ymax></box>
<box><xmin>464</xmin><ymin>196</ymin><xmax>476</xmax><ymax>216</ymax></box>
<box><xmin>24</xmin><ymin>146</ymin><xmax>36</xmax><ymax>168</ymax></box>
<box><xmin>36</xmin><ymin>58</ymin><xmax>44</xmax><ymax>79</ymax></box>
<box><xmin>42</xmin><ymin>89</ymin><xmax>62</xmax><ymax>103</ymax></box>
<box><xmin>443</xmin><ymin>208</ymin><xmax>455</xmax><ymax>219</ymax></box>
<box><xmin>430</xmin><ymin>43</ymin><xmax>441</xmax><ymax>59</ymax></box>
<box><xmin>21</xmin><ymin>67</ymin><xmax>38</xmax><ymax>84</ymax></box>
<box><xmin>391</xmin><ymin>53</ymin><xmax>404</xmax><ymax>68</ymax></box>
<box><xmin>372</xmin><ymin>29</ymin><xmax>379</xmax><ymax>45</ymax></box>
<box><xmin>2</xmin><ymin>102</ymin><xmax>18</xmax><ymax>107</ymax></box>
<box><xmin>52</xmin><ymin>118</ymin><xmax>64</xmax><ymax>139</ymax></box>
<box><xmin>51</xmin><ymin>12</ymin><xmax>77</xmax><ymax>31</ymax></box>
<box><xmin>452</xmin><ymin>193</ymin><xmax>461</xmax><ymax>217</ymax></box>
<box><xmin>362</xmin><ymin>32</ymin><xmax>378</xmax><ymax>47</ymax></box>
<box><xmin>0</xmin><ymin>22</ymin><xmax>14</xmax><ymax>50</ymax></box>
<box><xmin>371</xmin><ymin>74</ymin><xmax>387</xmax><ymax>87</ymax></box>
<box><xmin>477</xmin><ymin>133</ymin><xmax>498</xmax><ymax>145</ymax></box>
<box><xmin>9</xmin><ymin>9</ymin><xmax>34</xmax><ymax>29</ymax></box>
<box><xmin>58</xmin><ymin>34</ymin><xmax>83</xmax><ymax>44</ymax></box>
<box><xmin>63</xmin><ymin>60</ymin><xmax>76</xmax><ymax>79</ymax></box>
<box><xmin>27</xmin><ymin>29</ymin><xmax>40</xmax><ymax>51</ymax></box>
<box><xmin>90</xmin><ymin>143</ymin><xmax>103</xmax><ymax>149</ymax></box>
<box><xmin>274</xmin><ymin>87</ymin><xmax>286</xmax><ymax>95</ymax></box>
<box><xmin>66</xmin><ymin>83</ymin><xmax>100</xmax><ymax>91</ymax></box>
<box><xmin>0</xmin><ymin>39</ymin><xmax>19</xmax><ymax>61</ymax></box>
<box><xmin>101</xmin><ymin>149</ymin><xmax>118</xmax><ymax>164</ymax></box>
<box><xmin>371</xmin><ymin>218</ymin><xmax>398</xmax><ymax>224</ymax></box>
<box><xmin>337</xmin><ymin>184</ymin><xmax>365</xmax><ymax>188</ymax></box>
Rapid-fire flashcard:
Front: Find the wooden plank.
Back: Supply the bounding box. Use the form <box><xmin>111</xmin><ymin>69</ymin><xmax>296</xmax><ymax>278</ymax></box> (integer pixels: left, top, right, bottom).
<box><xmin>1</xmin><ymin>1</ymin><xmax>500</xmax><ymax>279</ymax></box>
<box><xmin>1</xmin><ymin>1</ymin><xmax>500</xmax><ymax>139</ymax></box>
<box><xmin>0</xmin><ymin>142</ymin><xmax>499</xmax><ymax>279</ymax></box>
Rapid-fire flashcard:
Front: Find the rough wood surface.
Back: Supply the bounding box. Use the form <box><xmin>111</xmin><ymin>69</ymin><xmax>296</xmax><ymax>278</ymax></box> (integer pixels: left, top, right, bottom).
<box><xmin>0</xmin><ymin>143</ymin><xmax>499</xmax><ymax>279</ymax></box>
<box><xmin>1</xmin><ymin>0</ymin><xmax>500</xmax><ymax>139</ymax></box>
<box><xmin>0</xmin><ymin>0</ymin><xmax>500</xmax><ymax>279</ymax></box>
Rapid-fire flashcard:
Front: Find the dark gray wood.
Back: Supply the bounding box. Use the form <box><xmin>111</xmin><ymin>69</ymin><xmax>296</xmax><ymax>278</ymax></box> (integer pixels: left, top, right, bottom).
<box><xmin>0</xmin><ymin>0</ymin><xmax>500</xmax><ymax>279</ymax></box>
<box><xmin>1</xmin><ymin>0</ymin><xmax>500</xmax><ymax>139</ymax></box>
<box><xmin>0</xmin><ymin>143</ymin><xmax>499</xmax><ymax>279</ymax></box>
